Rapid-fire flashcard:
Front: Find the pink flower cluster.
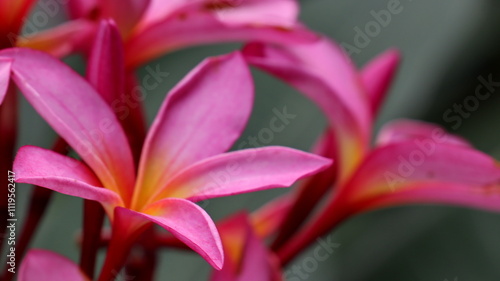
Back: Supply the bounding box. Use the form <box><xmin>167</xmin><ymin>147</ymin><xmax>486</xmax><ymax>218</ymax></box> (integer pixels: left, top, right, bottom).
<box><xmin>0</xmin><ymin>1</ymin><xmax>498</xmax><ymax>280</ymax></box>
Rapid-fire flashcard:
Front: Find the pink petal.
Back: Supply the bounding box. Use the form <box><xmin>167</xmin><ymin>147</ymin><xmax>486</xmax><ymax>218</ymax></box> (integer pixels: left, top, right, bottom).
<box><xmin>243</xmin><ymin>39</ymin><xmax>369</xmax><ymax>182</ymax></box>
<box><xmin>0</xmin><ymin>48</ymin><xmax>135</xmax><ymax>202</ymax></box>
<box><xmin>0</xmin><ymin>58</ymin><xmax>11</xmax><ymax>105</ymax></box>
<box><xmin>17</xmin><ymin>20</ymin><xmax>96</xmax><ymax>58</ymax></box>
<box><xmin>376</xmin><ymin>119</ymin><xmax>471</xmax><ymax>147</ymax></box>
<box><xmin>360</xmin><ymin>48</ymin><xmax>400</xmax><ymax>116</ymax></box>
<box><xmin>125</xmin><ymin>10</ymin><xmax>317</xmax><ymax>67</ymax></box>
<box><xmin>19</xmin><ymin>250</ymin><xmax>89</xmax><ymax>281</ymax></box>
<box><xmin>67</xmin><ymin>0</ymin><xmax>98</xmax><ymax>19</ymax></box>
<box><xmin>207</xmin><ymin>0</ymin><xmax>298</xmax><ymax>28</ymax></box>
<box><xmin>151</xmin><ymin>147</ymin><xmax>332</xmax><ymax>204</ymax></box>
<box><xmin>344</xmin><ymin>141</ymin><xmax>500</xmax><ymax>212</ymax></box>
<box><xmin>87</xmin><ymin>20</ymin><xmax>125</xmax><ymax>105</ymax></box>
<box><xmin>136</xmin><ymin>0</ymin><xmax>202</xmax><ymax>28</ymax></box>
<box><xmin>133</xmin><ymin>198</ymin><xmax>224</xmax><ymax>269</ymax></box>
<box><xmin>14</xmin><ymin>146</ymin><xmax>123</xmax><ymax>213</ymax></box>
<box><xmin>100</xmin><ymin>0</ymin><xmax>150</xmax><ymax>37</ymax></box>
<box><xmin>133</xmin><ymin>52</ymin><xmax>252</xmax><ymax>207</ymax></box>
<box><xmin>139</xmin><ymin>0</ymin><xmax>298</xmax><ymax>29</ymax></box>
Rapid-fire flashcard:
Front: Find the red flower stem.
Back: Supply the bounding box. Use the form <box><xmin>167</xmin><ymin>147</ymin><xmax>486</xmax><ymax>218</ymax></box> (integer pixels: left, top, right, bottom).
<box><xmin>80</xmin><ymin>200</ymin><xmax>105</xmax><ymax>279</ymax></box>
<box><xmin>124</xmin><ymin>227</ymin><xmax>158</xmax><ymax>281</ymax></box>
<box><xmin>271</xmin><ymin>164</ymin><xmax>336</xmax><ymax>251</ymax></box>
<box><xmin>0</xmin><ymin>85</ymin><xmax>17</xmax><ymax>263</ymax></box>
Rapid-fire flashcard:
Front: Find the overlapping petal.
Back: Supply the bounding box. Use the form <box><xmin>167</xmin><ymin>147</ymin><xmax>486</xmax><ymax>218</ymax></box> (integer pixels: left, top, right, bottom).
<box><xmin>152</xmin><ymin>147</ymin><xmax>331</xmax><ymax>204</ymax></box>
<box><xmin>0</xmin><ymin>58</ymin><xmax>11</xmax><ymax>105</ymax></box>
<box><xmin>0</xmin><ymin>48</ymin><xmax>135</xmax><ymax>203</ymax></box>
<box><xmin>344</xmin><ymin>141</ymin><xmax>500</xmax><ymax>212</ymax></box>
<box><xmin>17</xmin><ymin>20</ymin><xmax>95</xmax><ymax>58</ymax></box>
<box><xmin>243</xmin><ymin>39</ymin><xmax>369</xmax><ymax>182</ymax></box>
<box><xmin>19</xmin><ymin>250</ymin><xmax>89</xmax><ymax>281</ymax></box>
<box><xmin>100</xmin><ymin>0</ymin><xmax>150</xmax><ymax>37</ymax></box>
<box><xmin>125</xmin><ymin>4</ymin><xmax>316</xmax><ymax>68</ymax></box>
<box><xmin>67</xmin><ymin>0</ymin><xmax>98</xmax><ymax>19</ymax></box>
<box><xmin>361</xmin><ymin>49</ymin><xmax>400</xmax><ymax>116</ymax></box>
<box><xmin>133</xmin><ymin>52</ymin><xmax>253</xmax><ymax>208</ymax></box>
<box><xmin>133</xmin><ymin>198</ymin><xmax>224</xmax><ymax>269</ymax></box>
<box><xmin>139</xmin><ymin>0</ymin><xmax>298</xmax><ymax>30</ymax></box>
<box><xmin>86</xmin><ymin>20</ymin><xmax>125</xmax><ymax>105</ymax></box>
<box><xmin>13</xmin><ymin>146</ymin><xmax>123</xmax><ymax>213</ymax></box>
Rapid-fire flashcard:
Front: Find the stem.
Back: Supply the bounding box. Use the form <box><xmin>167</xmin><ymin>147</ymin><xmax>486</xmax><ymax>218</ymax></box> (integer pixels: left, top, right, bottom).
<box><xmin>97</xmin><ymin>211</ymin><xmax>149</xmax><ymax>281</ymax></box>
<box><xmin>125</xmin><ymin>227</ymin><xmax>158</xmax><ymax>281</ymax></box>
<box><xmin>80</xmin><ymin>200</ymin><xmax>105</xmax><ymax>279</ymax></box>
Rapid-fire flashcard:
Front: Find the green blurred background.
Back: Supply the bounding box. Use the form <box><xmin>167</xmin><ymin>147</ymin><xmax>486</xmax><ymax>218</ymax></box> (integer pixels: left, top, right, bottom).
<box><xmin>8</xmin><ymin>0</ymin><xmax>500</xmax><ymax>280</ymax></box>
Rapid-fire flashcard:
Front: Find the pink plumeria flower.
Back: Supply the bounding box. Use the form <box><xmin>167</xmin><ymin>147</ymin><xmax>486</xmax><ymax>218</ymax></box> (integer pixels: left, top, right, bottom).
<box><xmin>1</xmin><ymin>47</ymin><xmax>330</xmax><ymax>277</ymax></box>
<box><xmin>24</xmin><ymin>0</ymin><xmax>317</xmax><ymax>67</ymax></box>
<box><xmin>243</xmin><ymin>38</ymin><xmax>500</xmax><ymax>263</ymax></box>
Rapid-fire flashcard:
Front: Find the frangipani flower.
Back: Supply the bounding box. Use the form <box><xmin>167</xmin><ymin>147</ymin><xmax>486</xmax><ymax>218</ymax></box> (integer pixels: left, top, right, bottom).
<box><xmin>19</xmin><ymin>250</ymin><xmax>90</xmax><ymax>281</ymax></box>
<box><xmin>243</xmin><ymin>38</ymin><xmax>500</xmax><ymax>264</ymax></box>
<box><xmin>26</xmin><ymin>0</ymin><xmax>317</xmax><ymax>67</ymax></box>
<box><xmin>3</xmin><ymin>48</ymin><xmax>331</xmax><ymax>278</ymax></box>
